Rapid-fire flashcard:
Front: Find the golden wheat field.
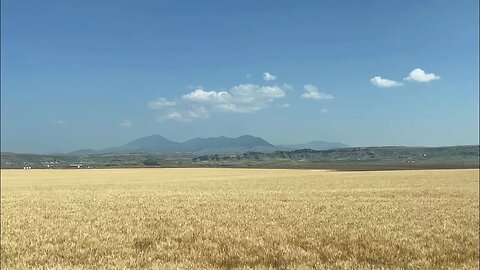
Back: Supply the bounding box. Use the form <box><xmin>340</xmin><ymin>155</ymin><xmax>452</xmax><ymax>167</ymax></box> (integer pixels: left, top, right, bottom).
<box><xmin>1</xmin><ymin>168</ymin><xmax>479</xmax><ymax>269</ymax></box>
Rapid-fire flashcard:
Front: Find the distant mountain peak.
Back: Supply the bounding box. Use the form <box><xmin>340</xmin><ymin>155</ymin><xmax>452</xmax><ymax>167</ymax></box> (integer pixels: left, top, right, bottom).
<box><xmin>70</xmin><ymin>135</ymin><xmax>348</xmax><ymax>154</ymax></box>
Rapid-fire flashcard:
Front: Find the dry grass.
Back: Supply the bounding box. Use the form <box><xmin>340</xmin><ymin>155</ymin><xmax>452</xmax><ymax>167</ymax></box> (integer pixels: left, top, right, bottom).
<box><xmin>1</xmin><ymin>168</ymin><xmax>479</xmax><ymax>269</ymax></box>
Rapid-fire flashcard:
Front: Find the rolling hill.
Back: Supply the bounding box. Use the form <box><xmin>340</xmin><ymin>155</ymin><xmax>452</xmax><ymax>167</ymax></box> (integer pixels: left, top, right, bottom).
<box><xmin>281</xmin><ymin>140</ymin><xmax>349</xmax><ymax>150</ymax></box>
<box><xmin>2</xmin><ymin>145</ymin><xmax>478</xmax><ymax>170</ymax></box>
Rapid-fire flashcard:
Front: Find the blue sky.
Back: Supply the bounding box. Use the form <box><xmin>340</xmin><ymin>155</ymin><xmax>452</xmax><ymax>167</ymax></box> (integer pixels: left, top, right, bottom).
<box><xmin>2</xmin><ymin>0</ymin><xmax>478</xmax><ymax>153</ymax></box>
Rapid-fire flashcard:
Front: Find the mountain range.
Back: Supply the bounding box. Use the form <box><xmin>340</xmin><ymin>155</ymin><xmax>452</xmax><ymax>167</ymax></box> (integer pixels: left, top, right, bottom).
<box><xmin>70</xmin><ymin>135</ymin><xmax>349</xmax><ymax>155</ymax></box>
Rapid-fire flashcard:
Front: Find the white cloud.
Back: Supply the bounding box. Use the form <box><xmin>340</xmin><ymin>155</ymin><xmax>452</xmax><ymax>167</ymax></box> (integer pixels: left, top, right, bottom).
<box><xmin>404</xmin><ymin>68</ymin><xmax>440</xmax><ymax>82</ymax></box>
<box><xmin>231</xmin><ymin>84</ymin><xmax>285</xmax><ymax>99</ymax></box>
<box><xmin>182</xmin><ymin>89</ymin><xmax>232</xmax><ymax>103</ymax></box>
<box><xmin>321</xmin><ymin>108</ymin><xmax>328</xmax><ymax>113</ymax></box>
<box><xmin>149</xmin><ymin>98</ymin><xmax>176</xmax><ymax>109</ymax></box>
<box><xmin>180</xmin><ymin>84</ymin><xmax>286</xmax><ymax>114</ymax></box>
<box><xmin>52</xmin><ymin>120</ymin><xmax>67</xmax><ymax>125</ymax></box>
<box><xmin>263</xmin><ymin>72</ymin><xmax>277</xmax><ymax>81</ymax></box>
<box><xmin>301</xmin><ymin>84</ymin><xmax>334</xmax><ymax>100</ymax></box>
<box><xmin>120</xmin><ymin>119</ymin><xmax>132</xmax><ymax>128</ymax></box>
<box><xmin>153</xmin><ymin>81</ymin><xmax>291</xmax><ymax>122</ymax></box>
<box><xmin>370</xmin><ymin>76</ymin><xmax>403</xmax><ymax>88</ymax></box>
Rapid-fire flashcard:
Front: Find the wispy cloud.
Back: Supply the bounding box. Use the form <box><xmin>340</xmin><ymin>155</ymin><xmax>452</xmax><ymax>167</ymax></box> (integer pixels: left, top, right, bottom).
<box><xmin>321</xmin><ymin>108</ymin><xmax>328</xmax><ymax>113</ymax></box>
<box><xmin>149</xmin><ymin>98</ymin><xmax>176</xmax><ymax>109</ymax></box>
<box><xmin>301</xmin><ymin>84</ymin><xmax>334</xmax><ymax>100</ymax></box>
<box><xmin>370</xmin><ymin>76</ymin><xmax>403</xmax><ymax>88</ymax></box>
<box><xmin>164</xmin><ymin>112</ymin><xmax>187</xmax><ymax>122</ymax></box>
<box><xmin>404</xmin><ymin>68</ymin><xmax>440</xmax><ymax>82</ymax></box>
<box><xmin>277</xmin><ymin>103</ymin><xmax>290</xmax><ymax>108</ymax></box>
<box><xmin>52</xmin><ymin>120</ymin><xmax>67</xmax><ymax>125</ymax></box>
<box><xmin>186</xmin><ymin>106</ymin><xmax>209</xmax><ymax>119</ymax></box>
<box><xmin>263</xmin><ymin>72</ymin><xmax>277</xmax><ymax>81</ymax></box>
<box><xmin>120</xmin><ymin>119</ymin><xmax>132</xmax><ymax>128</ymax></box>
<box><xmin>163</xmin><ymin>107</ymin><xmax>209</xmax><ymax>122</ymax></box>
<box><xmin>283</xmin><ymin>83</ymin><xmax>294</xmax><ymax>91</ymax></box>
